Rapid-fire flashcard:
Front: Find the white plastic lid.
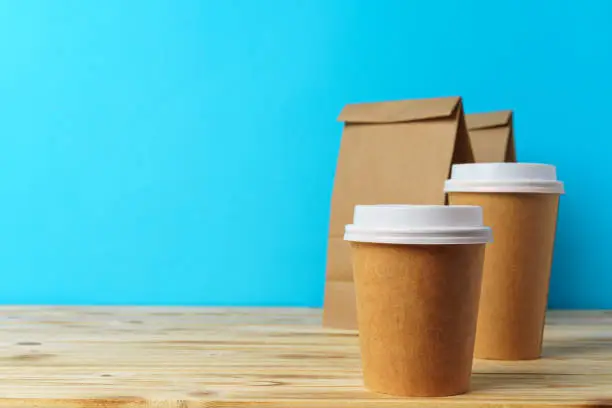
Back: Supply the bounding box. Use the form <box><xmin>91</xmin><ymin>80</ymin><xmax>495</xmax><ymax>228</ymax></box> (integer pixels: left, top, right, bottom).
<box><xmin>344</xmin><ymin>205</ymin><xmax>492</xmax><ymax>245</ymax></box>
<box><xmin>444</xmin><ymin>163</ymin><xmax>564</xmax><ymax>194</ymax></box>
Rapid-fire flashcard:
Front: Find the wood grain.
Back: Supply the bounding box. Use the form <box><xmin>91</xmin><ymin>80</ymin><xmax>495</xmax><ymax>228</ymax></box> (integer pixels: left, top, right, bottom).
<box><xmin>0</xmin><ymin>307</ymin><xmax>610</xmax><ymax>407</ymax></box>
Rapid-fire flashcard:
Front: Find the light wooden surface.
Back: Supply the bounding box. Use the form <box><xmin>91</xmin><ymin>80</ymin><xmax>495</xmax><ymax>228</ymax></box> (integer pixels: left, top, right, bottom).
<box><xmin>0</xmin><ymin>308</ymin><xmax>611</xmax><ymax>407</ymax></box>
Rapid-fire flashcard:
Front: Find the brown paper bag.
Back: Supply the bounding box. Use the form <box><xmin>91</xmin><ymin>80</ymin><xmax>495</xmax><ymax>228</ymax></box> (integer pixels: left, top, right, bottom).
<box><xmin>465</xmin><ymin>110</ymin><xmax>516</xmax><ymax>163</ymax></box>
<box><xmin>323</xmin><ymin>96</ymin><xmax>474</xmax><ymax>329</ymax></box>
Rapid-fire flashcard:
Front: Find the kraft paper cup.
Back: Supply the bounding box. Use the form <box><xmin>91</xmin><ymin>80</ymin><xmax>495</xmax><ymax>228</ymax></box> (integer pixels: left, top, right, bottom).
<box><xmin>345</xmin><ymin>205</ymin><xmax>492</xmax><ymax>397</ymax></box>
<box><xmin>445</xmin><ymin>163</ymin><xmax>565</xmax><ymax>360</ymax></box>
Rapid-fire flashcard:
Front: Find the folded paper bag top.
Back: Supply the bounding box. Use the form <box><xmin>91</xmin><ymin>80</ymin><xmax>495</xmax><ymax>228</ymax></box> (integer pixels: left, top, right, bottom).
<box><xmin>344</xmin><ymin>205</ymin><xmax>492</xmax><ymax>245</ymax></box>
<box><xmin>445</xmin><ymin>163</ymin><xmax>565</xmax><ymax>194</ymax></box>
<box><xmin>466</xmin><ymin>110</ymin><xmax>516</xmax><ymax>163</ymax></box>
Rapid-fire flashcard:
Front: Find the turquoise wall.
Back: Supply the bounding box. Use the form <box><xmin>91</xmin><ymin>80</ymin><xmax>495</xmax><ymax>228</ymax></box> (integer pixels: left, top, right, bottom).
<box><xmin>0</xmin><ymin>0</ymin><xmax>608</xmax><ymax>307</ymax></box>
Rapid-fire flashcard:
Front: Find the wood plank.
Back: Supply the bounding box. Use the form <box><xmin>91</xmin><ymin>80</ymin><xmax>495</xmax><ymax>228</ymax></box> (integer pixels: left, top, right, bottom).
<box><xmin>0</xmin><ymin>307</ymin><xmax>609</xmax><ymax>407</ymax></box>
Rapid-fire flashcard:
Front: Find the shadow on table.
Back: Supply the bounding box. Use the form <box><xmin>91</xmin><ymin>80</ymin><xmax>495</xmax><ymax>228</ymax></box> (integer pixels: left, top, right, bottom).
<box><xmin>470</xmin><ymin>372</ymin><xmax>612</xmax><ymax>406</ymax></box>
<box><xmin>586</xmin><ymin>401</ymin><xmax>612</xmax><ymax>408</ymax></box>
<box><xmin>542</xmin><ymin>336</ymin><xmax>612</xmax><ymax>359</ymax></box>
<box><xmin>470</xmin><ymin>335</ymin><xmax>612</xmax><ymax>406</ymax></box>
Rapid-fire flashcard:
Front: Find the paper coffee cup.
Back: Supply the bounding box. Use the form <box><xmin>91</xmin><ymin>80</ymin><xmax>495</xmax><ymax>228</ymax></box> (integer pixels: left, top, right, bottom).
<box><xmin>345</xmin><ymin>205</ymin><xmax>491</xmax><ymax>397</ymax></box>
<box><xmin>445</xmin><ymin>163</ymin><xmax>564</xmax><ymax>360</ymax></box>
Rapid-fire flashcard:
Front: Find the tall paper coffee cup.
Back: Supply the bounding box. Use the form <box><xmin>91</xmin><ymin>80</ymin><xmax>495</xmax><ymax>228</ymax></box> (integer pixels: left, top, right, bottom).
<box><xmin>445</xmin><ymin>163</ymin><xmax>564</xmax><ymax>360</ymax></box>
<box><xmin>345</xmin><ymin>205</ymin><xmax>492</xmax><ymax>397</ymax></box>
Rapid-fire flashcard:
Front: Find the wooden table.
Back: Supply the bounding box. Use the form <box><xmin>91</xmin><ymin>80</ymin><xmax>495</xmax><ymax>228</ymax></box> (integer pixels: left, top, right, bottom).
<box><xmin>0</xmin><ymin>307</ymin><xmax>611</xmax><ymax>407</ymax></box>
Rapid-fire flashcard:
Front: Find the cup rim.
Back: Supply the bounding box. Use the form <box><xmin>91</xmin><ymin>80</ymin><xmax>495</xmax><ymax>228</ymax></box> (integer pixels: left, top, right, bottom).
<box><xmin>344</xmin><ymin>204</ymin><xmax>492</xmax><ymax>245</ymax></box>
<box><xmin>445</xmin><ymin>163</ymin><xmax>565</xmax><ymax>194</ymax></box>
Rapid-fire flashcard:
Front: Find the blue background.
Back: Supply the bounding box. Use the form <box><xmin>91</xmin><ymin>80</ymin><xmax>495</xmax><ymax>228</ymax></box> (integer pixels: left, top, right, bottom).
<box><xmin>0</xmin><ymin>0</ymin><xmax>608</xmax><ymax>307</ymax></box>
